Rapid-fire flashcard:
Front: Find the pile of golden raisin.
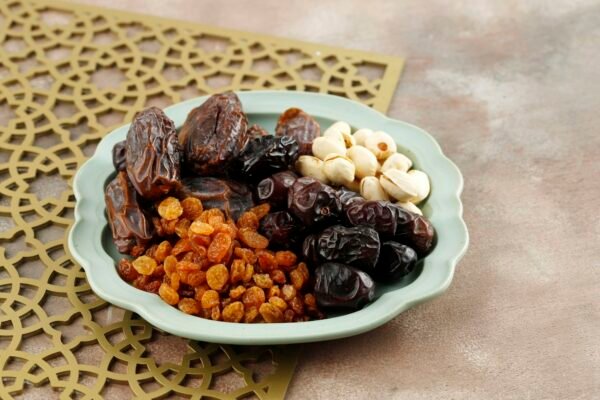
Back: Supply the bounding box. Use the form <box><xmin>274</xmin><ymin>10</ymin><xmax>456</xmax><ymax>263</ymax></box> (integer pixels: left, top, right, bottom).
<box><xmin>117</xmin><ymin>196</ymin><xmax>323</xmax><ymax>323</ymax></box>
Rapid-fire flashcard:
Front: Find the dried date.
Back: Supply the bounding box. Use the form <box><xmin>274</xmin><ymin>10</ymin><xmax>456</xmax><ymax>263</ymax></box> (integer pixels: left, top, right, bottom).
<box><xmin>177</xmin><ymin>177</ymin><xmax>254</xmax><ymax>221</ymax></box>
<box><xmin>178</xmin><ymin>92</ymin><xmax>249</xmax><ymax>175</ymax></box>
<box><xmin>287</xmin><ymin>177</ymin><xmax>342</xmax><ymax>226</ymax></box>
<box><xmin>112</xmin><ymin>140</ymin><xmax>127</xmax><ymax>171</ymax></box>
<box><xmin>311</xmin><ymin>225</ymin><xmax>380</xmax><ymax>271</ymax></box>
<box><xmin>345</xmin><ymin>200</ymin><xmax>397</xmax><ymax>237</ymax></box>
<box><xmin>105</xmin><ymin>171</ymin><xmax>154</xmax><ymax>254</ymax></box>
<box><xmin>235</xmin><ymin>136</ymin><xmax>299</xmax><ymax>181</ymax></box>
<box><xmin>125</xmin><ymin>107</ymin><xmax>181</xmax><ymax>199</ymax></box>
<box><xmin>275</xmin><ymin>108</ymin><xmax>320</xmax><ymax>155</ymax></box>
<box><xmin>255</xmin><ymin>170</ymin><xmax>298</xmax><ymax>208</ymax></box>
<box><xmin>337</xmin><ymin>187</ymin><xmax>365</xmax><ymax>210</ymax></box>
<box><xmin>392</xmin><ymin>205</ymin><xmax>436</xmax><ymax>256</ymax></box>
<box><xmin>247</xmin><ymin>124</ymin><xmax>269</xmax><ymax>139</ymax></box>
<box><xmin>373</xmin><ymin>241</ymin><xmax>418</xmax><ymax>282</ymax></box>
<box><xmin>314</xmin><ymin>262</ymin><xmax>375</xmax><ymax>310</ymax></box>
<box><xmin>259</xmin><ymin>211</ymin><xmax>302</xmax><ymax>249</ymax></box>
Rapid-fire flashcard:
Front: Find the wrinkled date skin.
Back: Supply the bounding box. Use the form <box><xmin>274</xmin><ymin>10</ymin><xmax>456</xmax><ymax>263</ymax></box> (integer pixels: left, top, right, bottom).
<box><xmin>247</xmin><ymin>124</ymin><xmax>269</xmax><ymax>139</ymax></box>
<box><xmin>105</xmin><ymin>171</ymin><xmax>154</xmax><ymax>254</ymax></box>
<box><xmin>345</xmin><ymin>200</ymin><xmax>397</xmax><ymax>237</ymax></box>
<box><xmin>112</xmin><ymin>140</ymin><xmax>127</xmax><ymax>172</ymax></box>
<box><xmin>337</xmin><ymin>187</ymin><xmax>365</xmax><ymax>210</ymax></box>
<box><xmin>312</xmin><ymin>225</ymin><xmax>381</xmax><ymax>271</ymax></box>
<box><xmin>178</xmin><ymin>92</ymin><xmax>249</xmax><ymax>175</ymax></box>
<box><xmin>392</xmin><ymin>206</ymin><xmax>436</xmax><ymax>256</ymax></box>
<box><xmin>314</xmin><ymin>262</ymin><xmax>375</xmax><ymax>310</ymax></box>
<box><xmin>373</xmin><ymin>241</ymin><xmax>418</xmax><ymax>282</ymax></box>
<box><xmin>255</xmin><ymin>170</ymin><xmax>298</xmax><ymax>208</ymax></box>
<box><xmin>275</xmin><ymin>107</ymin><xmax>320</xmax><ymax>155</ymax></box>
<box><xmin>259</xmin><ymin>211</ymin><xmax>302</xmax><ymax>249</ymax></box>
<box><xmin>287</xmin><ymin>177</ymin><xmax>342</xmax><ymax>227</ymax></box>
<box><xmin>125</xmin><ymin>107</ymin><xmax>181</xmax><ymax>199</ymax></box>
<box><xmin>178</xmin><ymin>177</ymin><xmax>254</xmax><ymax>220</ymax></box>
<box><xmin>235</xmin><ymin>136</ymin><xmax>299</xmax><ymax>181</ymax></box>
<box><xmin>301</xmin><ymin>233</ymin><xmax>320</xmax><ymax>266</ymax></box>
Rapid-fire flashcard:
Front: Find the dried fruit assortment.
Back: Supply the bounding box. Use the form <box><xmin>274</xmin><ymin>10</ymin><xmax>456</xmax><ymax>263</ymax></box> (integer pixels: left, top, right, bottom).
<box><xmin>105</xmin><ymin>91</ymin><xmax>437</xmax><ymax>323</ymax></box>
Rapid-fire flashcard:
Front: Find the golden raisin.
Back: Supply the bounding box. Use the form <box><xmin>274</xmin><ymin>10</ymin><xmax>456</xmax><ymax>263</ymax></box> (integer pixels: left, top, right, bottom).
<box><xmin>268</xmin><ymin>286</ymin><xmax>281</xmax><ymax>299</ymax></box>
<box><xmin>290</xmin><ymin>263</ymin><xmax>309</xmax><ymax>290</ymax></box>
<box><xmin>161</xmin><ymin>218</ymin><xmax>178</xmax><ymax>235</ymax></box>
<box><xmin>164</xmin><ymin>255</ymin><xmax>177</xmax><ymax>276</ymax></box>
<box><xmin>221</xmin><ymin>297</ymin><xmax>232</xmax><ymax>308</ymax></box>
<box><xmin>201</xmin><ymin>290</ymin><xmax>220</xmax><ymax>309</ymax></box>
<box><xmin>151</xmin><ymin>265</ymin><xmax>165</xmax><ymax>279</ymax></box>
<box><xmin>130</xmin><ymin>244</ymin><xmax>146</xmax><ymax>257</ymax></box>
<box><xmin>213</xmin><ymin>222</ymin><xmax>238</xmax><ymax>239</ymax></box>
<box><xmin>284</xmin><ymin>309</ymin><xmax>295</xmax><ymax>322</ymax></box>
<box><xmin>181</xmin><ymin>197</ymin><xmax>203</xmax><ymax>220</ymax></box>
<box><xmin>190</xmin><ymin>233</ymin><xmax>212</xmax><ymax>247</ymax></box>
<box><xmin>178</xmin><ymin>298</ymin><xmax>201</xmax><ymax>315</ymax></box>
<box><xmin>234</xmin><ymin>247</ymin><xmax>257</xmax><ymax>264</ymax></box>
<box><xmin>269</xmin><ymin>296</ymin><xmax>288</xmax><ymax>312</ymax></box>
<box><xmin>270</xmin><ymin>269</ymin><xmax>286</xmax><ymax>285</ymax></box>
<box><xmin>275</xmin><ymin>251</ymin><xmax>297</xmax><ymax>269</ymax></box>
<box><xmin>238</xmin><ymin>228</ymin><xmax>269</xmax><ymax>249</ymax></box>
<box><xmin>154</xmin><ymin>241</ymin><xmax>172</xmax><ymax>262</ymax></box>
<box><xmin>253</xmin><ymin>274</ymin><xmax>273</xmax><ymax>289</ymax></box>
<box><xmin>290</xmin><ymin>296</ymin><xmax>304</xmax><ymax>315</ymax></box>
<box><xmin>184</xmin><ymin>270</ymin><xmax>206</xmax><ymax>287</ymax></box>
<box><xmin>222</xmin><ymin>301</ymin><xmax>244</xmax><ymax>322</ymax></box>
<box><xmin>176</xmin><ymin>260</ymin><xmax>200</xmax><ymax>273</ymax></box>
<box><xmin>210</xmin><ymin>305</ymin><xmax>221</xmax><ymax>321</ymax></box>
<box><xmin>304</xmin><ymin>293</ymin><xmax>317</xmax><ymax>309</ymax></box>
<box><xmin>144</xmin><ymin>244</ymin><xmax>157</xmax><ymax>258</ymax></box>
<box><xmin>158</xmin><ymin>197</ymin><xmax>183</xmax><ymax>220</ymax></box>
<box><xmin>189</xmin><ymin>220</ymin><xmax>214</xmax><ymax>236</ymax></box>
<box><xmin>281</xmin><ymin>284</ymin><xmax>296</xmax><ymax>302</ymax></box>
<box><xmin>117</xmin><ymin>259</ymin><xmax>139</xmax><ymax>282</ymax></box>
<box><xmin>172</xmin><ymin>238</ymin><xmax>193</xmax><ymax>256</ymax></box>
<box><xmin>244</xmin><ymin>306</ymin><xmax>259</xmax><ymax>323</ymax></box>
<box><xmin>169</xmin><ymin>272</ymin><xmax>180</xmax><ymax>291</ymax></box>
<box><xmin>259</xmin><ymin>303</ymin><xmax>283</xmax><ymax>323</ymax></box>
<box><xmin>194</xmin><ymin>285</ymin><xmax>209</xmax><ymax>302</ymax></box>
<box><xmin>207</xmin><ymin>233</ymin><xmax>232</xmax><ymax>263</ymax></box>
<box><xmin>230</xmin><ymin>259</ymin><xmax>246</xmax><ymax>284</ymax></box>
<box><xmin>208</xmin><ymin>215</ymin><xmax>225</xmax><ymax>227</ymax></box>
<box><xmin>199</xmin><ymin>208</ymin><xmax>225</xmax><ymax>223</ymax></box>
<box><xmin>242</xmin><ymin>286</ymin><xmax>265</xmax><ymax>309</ymax></box>
<box><xmin>237</xmin><ymin>211</ymin><xmax>259</xmax><ymax>230</ymax></box>
<box><xmin>174</xmin><ymin>218</ymin><xmax>191</xmax><ymax>238</ymax></box>
<box><xmin>256</xmin><ymin>250</ymin><xmax>277</xmax><ymax>272</ymax></box>
<box><xmin>229</xmin><ymin>285</ymin><xmax>246</xmax><ymax>300</ymax></box>
<box><xmin>132</xmin><ymin>256</ymin><xmax>157</xmax><ymax>275</ymax></box>
<box><xmin>242</xmin><ymin>264</ymin><xmax>254</xmax><ymax>283</ymax></box>
<box><xmin>159</xmin><ymin>283</ymin><xmax>179</xmax><ymax>305</ymax></box>
<box><xmin>206</xmin><ymin>264</ymin><xmax>229</xmax><ymax>291</ymax></box>
<box><xmin>249</xmin><ymin>203</ymin><xmax>270</xmax><ymax>219</ymax></box>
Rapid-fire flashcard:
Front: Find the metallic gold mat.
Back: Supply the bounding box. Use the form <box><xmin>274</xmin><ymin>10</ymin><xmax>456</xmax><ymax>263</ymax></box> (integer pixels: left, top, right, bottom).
<box><xmin>0</xmin><ymin>0</ymin><xmax>403</xmax><ymax>398</ymax></box>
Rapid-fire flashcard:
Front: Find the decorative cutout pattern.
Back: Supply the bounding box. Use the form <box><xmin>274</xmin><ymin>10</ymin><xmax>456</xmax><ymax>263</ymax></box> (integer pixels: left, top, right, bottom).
<box><xmin>0</xmin><ymin>0</ymin><xmax>403</xmax><ymax>398</ymax></box>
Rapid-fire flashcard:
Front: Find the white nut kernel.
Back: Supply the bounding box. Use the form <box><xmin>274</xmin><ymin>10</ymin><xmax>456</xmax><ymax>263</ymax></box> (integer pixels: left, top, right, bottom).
<box><xmin>381</xmin><ymin>153</ymin><xmax>413</xmax><ymax>173</ymax></box>
<box><xmin>395</xmin><ymin>201</ymin><xmax>423</xmax><ymax>215</ymax></box>
<box><xmin>347</xmin><ymin>145</ymin><xmax>378</xmax><ymax>179</ymax></box>
<box><xmin>352</xmin><ymin>128</ymin><xmax>372</xmax><ymax>146</ymax></box>
<box><xmin>407</xmin><ymin>169</ymin><xmax>430</xmax><ymax>204</ymax></box>
<box><xmin>344</xmin><ymin>178</ymin><xmax>362</xmax><ymax>192</ymax></box>
<box><xmin>360</xmin><ymin>176</ymin><xmax>390</xmax><ymax>201</ymax></box>
<box><xmin>311</xmin><ymin>136</ymin><xmax>346</xmax><ymax>160</ymax></box>
<box><xmin>323</xmin><ymin>154</ymin><xmax>355</xmax><ymax>185</ymax></box>
<box><xmin>324</xmin><ymin>121</ymin><xmax>354</xmax><ymax>148</ymax></box>
<box><xmin>295</xmin><ymin>155</ymin><xmax>329</xmax><ymax>183</ymax></box>
<box><xmin>364</xmin><ymin>130</ymin><xmax>397</xmax><ymax>160</ymax></box>
<box><xmin>379</xmin><ymin>169</ymin><xmax>418</xmax><ymax>201</ymax></box>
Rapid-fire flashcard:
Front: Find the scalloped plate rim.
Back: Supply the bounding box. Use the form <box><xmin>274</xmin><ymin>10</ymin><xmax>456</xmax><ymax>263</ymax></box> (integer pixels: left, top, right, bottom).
<box><xmin>68</xmin><ymin>90</ymin><xmax>469</xmax><ymax>345</ymax></box>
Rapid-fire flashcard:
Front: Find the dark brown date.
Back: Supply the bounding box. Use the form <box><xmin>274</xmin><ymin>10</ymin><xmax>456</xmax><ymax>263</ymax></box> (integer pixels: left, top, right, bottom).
<box><xmin>259</xmin><ymin>211</ymin><xmax>302</xmax><ymax>249</ymax></box>
<box><xmin>112</xmin><ymin>140</ymin><xmax>127</xmax><ymax>171</ymax></box>
<box><xmin>248</xmin><ymin>124</ymin><xmax>269</xmax><ymax>139</ymax></box>
<box><xmin>337</xmin><ymin>187</ymin><xmax>365</xmax><ymax>210</ymax></box>
<box><xmin>287</xmin><ymin>177</ymin><xmax>342</xmax><ymax>227</ymax></box>
<box><xmin>105</xmin><ymin>171</ymin><xmax>154</xmax><ymax>254</ymax></box>
<box><xmin>275</xmin><ymin>108</ymin><xmax>320</xmax><ymax>155</ymax></box>
<box><xmin>373</xmin><ymin>241</ymin><xmax>418</xmax><ymax>282</ymax></box>
<box><xmin>177</xmin><ymin>177</ymin><xmax>254</xmax><ymax>220</ymax></box>
<box><xmin>125</xmin><ymin>107</ymin><xmax>181</xmax><ymax>199</ymax></box>
<box><xmin>345</xmin><ymin>200</ymin><xmax>397</xmax><ymax>237</ymax></box>
<box><xmin>255</xmin><ymin>170</ymin><xmax>298</xmax><ymax>208</ymax></box>
<box><xmin>235</xmin><ymin>136</ymin><xmax>299</xmax><ymax>181</ymax></box>
<box><xmin>393</xmin><ymin>209</ymin><xmax>436</xmax><ymax>256</ymax></box>
<box><xmin>178</xmin><ymin>92</ymin><xmax>249</xmax><ymax>175</ymax></box>
<box><xmin>314</xmin><ymin>262</ymin><xmax>375</xmax><ymax>310</ymax></box>
<box><xmin>312</xmin><ymin>225</ymin><xmax>380</xmax><ymax>271</ymax></box>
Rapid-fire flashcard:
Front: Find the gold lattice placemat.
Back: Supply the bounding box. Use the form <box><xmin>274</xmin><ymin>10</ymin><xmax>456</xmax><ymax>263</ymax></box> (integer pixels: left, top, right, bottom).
<box><xmin>0</xmin><ymin>0</ymin><xmax>403</xmax><ymax>398</ymax></box>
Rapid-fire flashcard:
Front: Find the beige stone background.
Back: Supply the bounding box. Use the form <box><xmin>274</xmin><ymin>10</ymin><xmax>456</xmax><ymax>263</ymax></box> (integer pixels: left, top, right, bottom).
<box><xmin>64</xmin><ymin>0</ymin><xmax>600</xmax><ymax>398</ymax></box>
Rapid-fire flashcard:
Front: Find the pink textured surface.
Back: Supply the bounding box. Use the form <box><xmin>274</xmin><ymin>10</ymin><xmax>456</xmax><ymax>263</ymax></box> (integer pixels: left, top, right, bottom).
<box><xmin>66</xmin><ymin>1</ymin><xmax>600</xmax><ymax>398</ymax></box>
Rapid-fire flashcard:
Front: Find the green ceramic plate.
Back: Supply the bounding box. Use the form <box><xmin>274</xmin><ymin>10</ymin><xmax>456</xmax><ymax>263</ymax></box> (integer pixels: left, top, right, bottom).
<box><xmin>68</xmin><ymin>91</ymin><xmax>468</xmax><ymax>345</ymax></box>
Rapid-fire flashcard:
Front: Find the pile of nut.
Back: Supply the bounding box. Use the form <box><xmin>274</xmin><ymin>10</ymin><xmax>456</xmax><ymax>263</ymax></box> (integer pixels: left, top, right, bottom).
<box><xmin>104</xmin><ymin>91</ymin><xmax>436</xmax><ymax>322</ymax></box>
<box><xmin>296</xmin><ymin>121</ymin><xmax>430</xmax><ymax>215</ymax></box>
<box><xmin>117</xmin><ymin>196</ymin><xmax>322</xmax><ymax>323</ymax></box>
